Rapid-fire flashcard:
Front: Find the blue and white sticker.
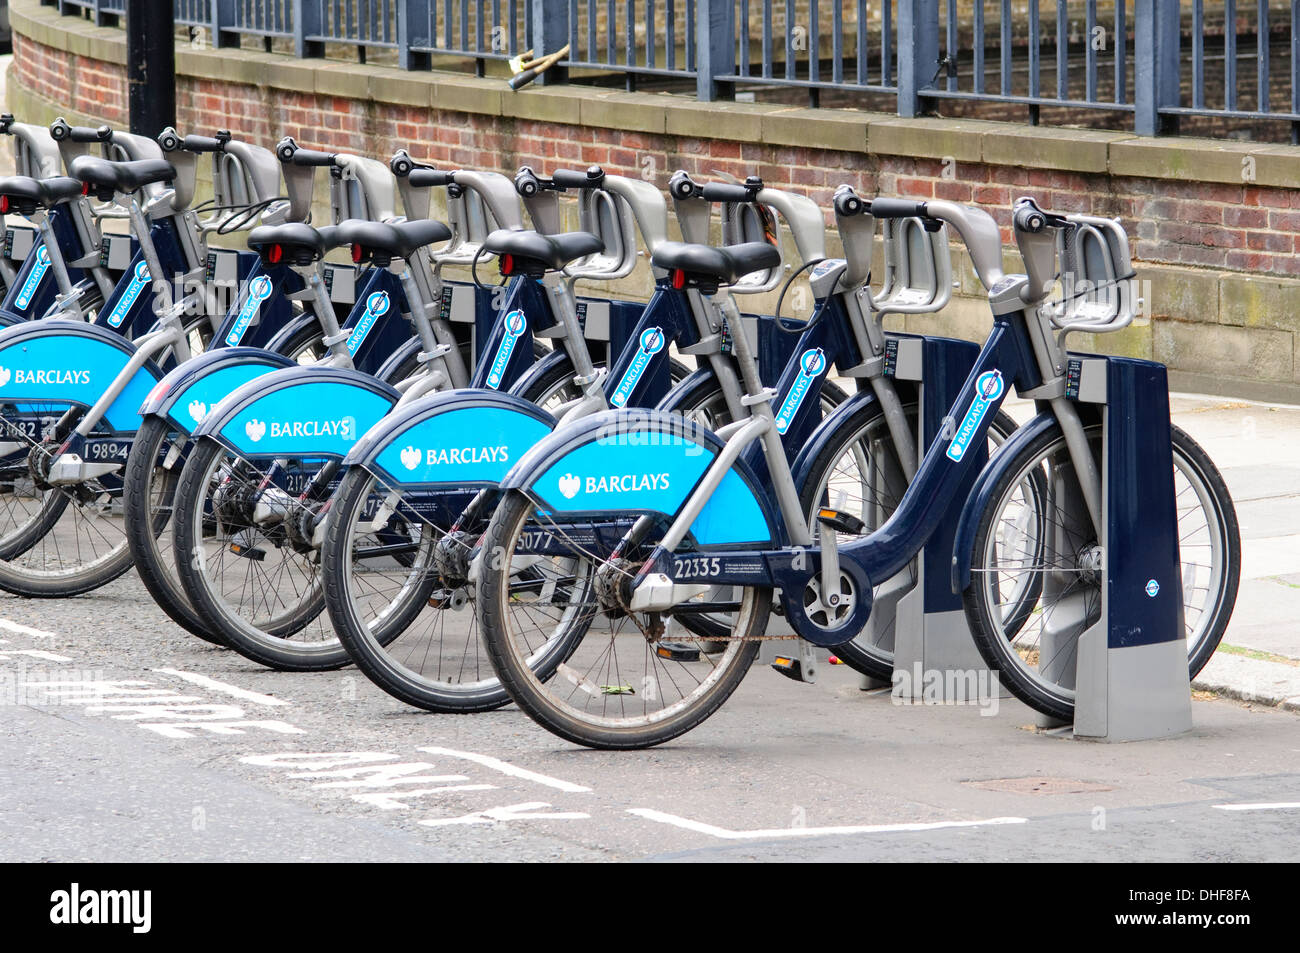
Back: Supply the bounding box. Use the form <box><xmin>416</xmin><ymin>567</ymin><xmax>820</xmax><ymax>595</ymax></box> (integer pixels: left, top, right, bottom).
<box><xmin>486</xmin><ymin>309</ymin><xmax>526</xmax><ymax>390</ymax></box>
<box><xmin>774</xmin><ymin>348</ymin><xmax>827</xmax><ymax>435</ymax></box>
<box><xmin>345</xmin><ymin>290</ymin><xmax>390</xmax><ymax>356</ymax></box>
<box><xmin>946</xmin><ymin>369</ymin><xmax>1005</xmax><ymax>462</ymax></box>
<box><xmin>14</xmin><ymin>245</ymin><xmax>51</xmax><ymax>310</ymax></box>
<box><xmin>224</xmin><ymin>275</ymin><xmax>275</xmax><ymax>346</ymax></box>
<box><xmin>105</xmin><ymin>260</ymin><xmax>152</xmax><ymax>328</ymax></box>
<box><xmin>1145</xmin><ymin>579</ymin><xmax>1160</xmax><ymax>598</ymax></box>
<box><xmin>609</xmin><ymin>326</ymin><xmax>666</xmax><ymax>408</ymax></box>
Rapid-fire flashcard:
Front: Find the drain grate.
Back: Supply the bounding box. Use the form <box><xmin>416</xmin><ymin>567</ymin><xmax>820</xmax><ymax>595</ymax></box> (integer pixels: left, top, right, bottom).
<box><xmin>963</xmin><ymin>776</ymin><xmax>1115</xmax><ymax>795</ymax></box>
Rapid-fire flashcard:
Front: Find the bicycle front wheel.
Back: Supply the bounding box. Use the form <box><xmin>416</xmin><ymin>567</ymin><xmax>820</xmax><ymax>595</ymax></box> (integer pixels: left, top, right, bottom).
<box><xmin>963</xmin><ymin>423</ymin><xmax>1240</xmax><ymax>720</ymax></box>
<box><xmin>478</xmin><ymin>489</ymin><xmax>769</xmax><ymax>749</ymax></box>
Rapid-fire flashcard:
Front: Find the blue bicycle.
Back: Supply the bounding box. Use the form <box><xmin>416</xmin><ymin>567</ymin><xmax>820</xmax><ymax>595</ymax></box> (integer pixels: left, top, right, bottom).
<box><xmin>474</xmin><ymin>193</ymin><xmax>1240</xmax><ymax>747</ymax></box>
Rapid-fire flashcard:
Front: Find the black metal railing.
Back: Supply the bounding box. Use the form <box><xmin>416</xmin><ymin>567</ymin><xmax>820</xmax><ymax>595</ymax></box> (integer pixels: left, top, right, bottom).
<box><xmin>44</xmin><ymin>0</ymin><xmax>1300</xmax><ymax>138</ymax></box>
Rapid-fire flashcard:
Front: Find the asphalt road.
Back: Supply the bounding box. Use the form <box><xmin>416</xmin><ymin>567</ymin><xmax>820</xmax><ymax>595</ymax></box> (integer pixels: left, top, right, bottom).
<box><xmin>2</xmin><ymin>568</ymin><xmax>1298</xmax><ymax>863</ymax></box>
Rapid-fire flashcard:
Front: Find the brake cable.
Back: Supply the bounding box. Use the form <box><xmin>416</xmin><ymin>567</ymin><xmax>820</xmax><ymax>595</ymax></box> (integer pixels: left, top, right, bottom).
<box><xmin>772</xmin><ymin>257</ymin><xmax>828</xmax><ymax>335</ymax></box>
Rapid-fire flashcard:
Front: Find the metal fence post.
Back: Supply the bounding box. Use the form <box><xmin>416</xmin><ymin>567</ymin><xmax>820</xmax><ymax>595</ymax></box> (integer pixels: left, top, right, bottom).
<box><xmin>1135</xmin><ymin>0</ymin><xmax>1180</xmax><ymax>135</ymax></box>
<box><xmin>294</xmin><ymin>0</ymin><xmax>326</xmax><ymax>58</ymax></box>
<box><xmin>399</xmin><ymin>0</ymin><xmax>432</xmax><ymax>69</ymax></box>
<box><xmin>897</xmin><ymin>0</ymin><xmax>938</xmax><ymax>118</ymax></box>
<box><xmin>529</xmin><ymin>0</ymin><xmax>569</xmax><ymax>85</ymax></box>
<box><xmin>696</xmin><ymin>0</ymin><xmax>736</xmax><ymax>102</ymax></box>
<box><xmin>211</xmin><ymin>0</ymin><xmax>238</xmax><ymax>49</ymax></box>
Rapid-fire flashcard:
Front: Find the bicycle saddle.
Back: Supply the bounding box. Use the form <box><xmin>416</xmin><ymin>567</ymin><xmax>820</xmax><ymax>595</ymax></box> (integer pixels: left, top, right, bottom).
<box><xmin>484</xmin><ymin>229</ymin><xmax>604</xmax><ymax>277</ymax></box>
<box><xmin>69</xmin><ymin>156</ymin><xmax>176</xmax><ymax>197</ymax></box>
<box><xmin>651</xmin><ymin>241</ymin><xmax>781</xmax><ymax>289</ymax></box>
<box><xmin>0</xmin><ymin>175</ymin><xmax>85</xmax><ymax>213</ymax></box>
<box><xmin>247</xmin><ymin>222</ymin><xmax>338</xmax><ymax>266</ymax></box>
<box><xmin>337</xmin><ymin>219</ymin><xmax>452</xmax><ymax>265</ymax></box>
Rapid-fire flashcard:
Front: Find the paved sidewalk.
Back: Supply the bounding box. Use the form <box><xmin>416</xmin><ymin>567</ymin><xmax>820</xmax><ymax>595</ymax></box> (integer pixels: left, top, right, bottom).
<box><xmin>1166</xmin><ymin>393</ymin><xmax>1300</xmax><ymax>706</ymax></box>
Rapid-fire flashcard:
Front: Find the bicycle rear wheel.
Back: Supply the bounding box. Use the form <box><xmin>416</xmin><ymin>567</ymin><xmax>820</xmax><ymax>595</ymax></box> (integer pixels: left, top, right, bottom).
<box><xmin>963</xmin><ymin>423</ymin><xmax>1240</xmax><ymax>720</ymax></box>
<box><xmin>173</xmin><ymin>438</ymin><xmax>343</xmax><ymax>670</ymax></box>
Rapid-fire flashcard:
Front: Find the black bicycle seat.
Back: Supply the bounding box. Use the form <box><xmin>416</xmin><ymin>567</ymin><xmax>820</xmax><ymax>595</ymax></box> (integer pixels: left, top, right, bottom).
<box><xmin>652</xmin><ymin>241</ymin><xmax>780</xmax><ymax>290</ymax></box>
<box><xmin>69</xmin><ymin>156</ymin><xmax>175</xmax><ymax>198</ymax></box>
<box><xmin>0</xmin><ymin>175</ymin><xmax>84</xmax><ymax>213</ymax></box>
<box><xmin>484</xmin><ymin>229</ymin><xmax>604</xmax><ymax>277</ymax></box>
<box><xmin>247</xmin><ymin>222</ymin><xmax>330</xmax><ymax>266</ymax></box>
<box><xmin>337</xmin><ymin>219</ymin><xmax>452</xmax><ymax>265</ymax></box>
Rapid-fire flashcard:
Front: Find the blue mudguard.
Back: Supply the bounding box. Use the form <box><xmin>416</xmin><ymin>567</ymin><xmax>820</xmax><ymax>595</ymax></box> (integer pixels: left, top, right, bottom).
<box><xmin>192</xmin><ymin>365</ymin><xmax>401</xmax><ymax>459</ymax></box>
<box><xmin>344</xmin><ymin>390</ymin><xmax>556</xmax><ymax>489</ymax></box>
<box><xmin>505</xmin><ymin>347</ymin><xmax>571</xmax><ymax>401</ymax></box>
<box><xmin>137</xmin><ymin>347</ymin><xmax>299</xmax><ymax>434</ymax></box>
<box><xmin>0</xmin><ymin>319</ymin><xmax>164</xmax><ymax>433</ymax></box>
<box><xmin>949</xmin><ymin>411</ymin><xmax>1060</xmax><ymax>594</ymax></box>
<box><xmin>498</xmin><ymin>409</ymin><xmax>779</xmax><ymax>549</ymax></box>
<box><xmin>788</xmin><ymin>389</ymin><xmax>885</xmax><ymax>490</ymax></box>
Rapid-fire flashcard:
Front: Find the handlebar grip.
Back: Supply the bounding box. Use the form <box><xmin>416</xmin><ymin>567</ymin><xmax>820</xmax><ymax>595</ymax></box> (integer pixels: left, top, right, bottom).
<box><xmin>551</xmin><ymin>166</ymin><xmax>606</xmax><ymax>190</ymax></box>
<box><xmin>868</xmin><ymin>197</ymin><xmax>928</xmax><ymax>219</ymax></box>
<box><xmin>0</xmin><ymin>114</ymin><xmax>14</xmax><ymax>134</ymax></box>
<box><xmin>408</xmin><ymin>167</ymin><xmax>454</xmax><ymax>188</ymax></box>
<box><xmin>409</xmin><ymin>168</ymin><xmax>454</xmax><ymax>188</ymax></box>
<box><xmin>700</xmin><ymin>181</ymin><xmax>755</xmax><ymax>203</ymax></box>
<box><xmin>286</xmin><ymin>147</ymin><xmax>336</xmax><ymax>167</ymax></box>
<box><xmin>181</xmin><ymin>133</ymin><xmax>227</xmax><ymax>153</ymax></box>
<box><xmin>1013</xmin><ymin>205</ymin><xmax>1048</xmax><ymax>234</ymax></box>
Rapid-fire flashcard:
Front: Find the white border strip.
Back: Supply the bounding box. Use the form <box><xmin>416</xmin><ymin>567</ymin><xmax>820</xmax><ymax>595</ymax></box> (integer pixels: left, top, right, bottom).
<box><xmin>1213</xmin><ymin>802</ymin><xmax>1300</xmax><ymax>812</ymax></box>
<box><xmin>627</xmin><ymin>808</ymin><xmax>1028</xmax><ymax>840</ymax></box>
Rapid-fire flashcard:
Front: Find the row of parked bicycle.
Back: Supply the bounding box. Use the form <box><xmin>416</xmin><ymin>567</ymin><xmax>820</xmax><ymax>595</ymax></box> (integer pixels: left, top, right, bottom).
<box><xmin>0</xmin><ymin>114</ymin><xmax>1239</xmax><ymax>748</ymax></box>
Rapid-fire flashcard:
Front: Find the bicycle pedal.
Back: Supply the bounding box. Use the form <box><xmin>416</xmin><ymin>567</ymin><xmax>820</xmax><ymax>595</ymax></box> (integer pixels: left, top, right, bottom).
<box><xmin>770</xmin><ymin>655</ymin><xmax>807</xmax><ymax>681</ymax></box>
<box><xmin>815</xmin><ymin>507</ymin><xmax>867</xmax><ymax>535</ymax></box>
<box><xmin>654</xmin><ymin>641</ymin><xmax>701</xmax><ymax>662</ymax></box>
<box><xmin>228</xmin><ymin>539</ymin><xmax>266</xmax><ymax>561</ymax></box>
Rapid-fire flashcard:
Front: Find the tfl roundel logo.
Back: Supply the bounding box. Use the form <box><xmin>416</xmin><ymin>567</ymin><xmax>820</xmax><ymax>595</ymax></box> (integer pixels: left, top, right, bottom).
<box><xmin>505</xmin><ymin>310</ymin><xmax>526</xmax><ymax>336</ymax></box>
<box><xmin>800</xmin><ymin>348</ymin><xmax>827</xmax><ymax>377</ymax></box>
<box><xmin>639</xmin><ymin>327</ymin><xmax>665</xmax><ymax>353</ymax></box>
<box><xmin>366</xmin><ymin>291</ymin><xmax>390</xmax><ymax>316</ymax></box>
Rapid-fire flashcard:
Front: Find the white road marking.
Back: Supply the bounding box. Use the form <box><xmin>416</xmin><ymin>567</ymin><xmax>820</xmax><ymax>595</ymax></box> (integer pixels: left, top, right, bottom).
<box><xmin>419</xmin><ymin>802</ymin><xmax>591</xmax><ymax>827</ymax></box>
<box><xmin>418</xmin><ymin>746</ymin><xmax>591</xmax><ymax>793</ymax></box>
<box><xmin>1213</xmin><ymin>802</ymin><xmax>1300</xmax><ymax>812</ymax></box>
<box><xmin>352</xmin><ymin>785</ymin><xmax>497</xmax><ymax>810</ymax></box>
<box><xmin>154</xmin><ymin>668</ymin><xmax>290</xmax><ymax>707</ymax></box>
<box><xmin>0</xmin><ymin>649</ymin><xmax>72</xmax><ymax>662</ymax></box>
<box><xmin>627</xmin><ymin>808</ymin><xmax>1028</xmax><ymax>840</ymax></box>
<box><xmin>0</xmin><ymin>618</ymin><xmax>57</xmax><ymax>639</ymax></box>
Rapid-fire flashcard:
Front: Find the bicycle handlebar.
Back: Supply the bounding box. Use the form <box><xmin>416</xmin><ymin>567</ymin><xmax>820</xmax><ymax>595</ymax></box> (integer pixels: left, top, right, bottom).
<box><xmin>276</xmin><ymin>137</ymin><xmax>335</xmax><ymax>167</ymax></box>
<box><xmin>158</xmin><ymin>127</ymin><xmax>231</xmax><ymax>154</ymax></box>
<box><xmin>668</xmin><ymin>171</ymin><xmax>764</xmax><ymax>204</ymax></box>
<box><xmin>50</xmin><ymin>117</ymin><xmax>112</xmax><ymax>144</ymax></box>
<box><xmin>515</xmin><ymin>165</ymin><xmax>606</xmax><ymax>197</ymax></box>
<box><xmin>551</xmin><ymin>166</ymin><xmax>605</xmax><ymax>190</ymax></box>
<box><xmin>700</xmin><ymin>181</ymin><xmax>757</xmax><ymax>203</ymax></box>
